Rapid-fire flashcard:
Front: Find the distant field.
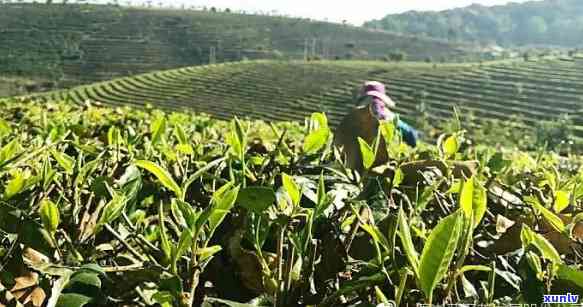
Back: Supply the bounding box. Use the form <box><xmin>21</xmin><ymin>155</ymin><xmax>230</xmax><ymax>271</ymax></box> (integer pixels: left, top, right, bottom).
<box><xmin>0</xmin><ymin>3</ymin><xmax>475</xmax><ymax>90</ymax></box>
<box><xmin>19</xmin><ymin>58</ymin><xmax>583</xmax><ymax>140</ymax></box>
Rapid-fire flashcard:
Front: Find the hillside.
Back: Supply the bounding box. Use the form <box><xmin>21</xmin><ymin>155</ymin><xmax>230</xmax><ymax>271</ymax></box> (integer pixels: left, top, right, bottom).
<box><xmin>21</xmin><ymin>58</ymin><xmax>583</xmax><ymax>143</ymax></box>
<box><xmin>364</xmin><ymin>0</ymin><xmax>583</xmax><ymax>47</ymax></box>
<box><xmin>0</xmin><ymin>3</ymin><xmax>473</xmax><ymax>93</ymax></box>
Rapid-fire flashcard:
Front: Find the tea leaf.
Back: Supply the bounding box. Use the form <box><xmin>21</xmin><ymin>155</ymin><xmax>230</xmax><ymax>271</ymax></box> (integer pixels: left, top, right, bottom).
<box><xmin>398</xmin><ymin>207</ymin><xmax>419</xmax><ymax>276</ymax></box>
<box><xmin>380</xmin><ymin>120</ymin><xmax>395</xmax><ymax>145</ymax></box>
<box><xmin>521</xmin><ymin>224</ymin><xmax>562</xmax><ymax>264</ymax></box>
<box><xmin>39</xmin><ymin>199</ymin><xmax>59</xmax><ymax>235</ymax></box>
<box><xmin>554</xmin><ymin>190</ymin><xmax>570</xmax><ymax>213</ymax></box>
<box><xmin>197</xmin><ymin>245</ymin><xmax>222</xmax><ymax>262</ymax></box>
<box><xmin>151</xmin><ymin>115</ymin><xmax>167</xmax><ymax>145</ymax></box>
<box><xmin>282</xmin><ymin>173</ymin><xmax>301</xmax><ymax>206</ymax></box>
<box><xmin>460</xmin><ymin>176</ymin><xmax>474</xmax><ymax>219</ymax></box>
<box><xmin>207</xmin><ymin>183</ymin><xmax>240</xmax><ymax>239</ymax></box>
<box><xmin>557</xmin><ymin>264</ymin><xmax>583</xmax><ymax>289</ymax></box>
<box><xmin>303</xmin><ymin>128</ymin><xmax>329</xmax><ymax>154</ymax></box>
<box><xmin>443</xmin><ymin>135</ymin><xmax>459</xmax><ymax>158</ymax></box>
<box><xmin>95</xmin><ymin>194</ymin><xmax>127</xmax><ymax>233</ymax></box>
<box><xmin>358</xmin><ymin>137</ymin><xmax>375</xmax><ymax>170</ymax></box>
<box><xmin>237</xmin><ymin>186</ymin><xmax>275</xmax><ymax>213</ymax></box>
<box><xmin>310</xmin><ymin>112</ymin><xmax>328</xmax><ymax>129</ymax></box>
<box><xmin>418</xmin><ymin>211</ymin><xmax>463</xmax><ymax>300</ymax></box>
<box><xmin>525</xmin><ymin>196</ymin><xmax>565</xmax><ymax>233</ymax></box>
<box><xmin>172</xmin><ymin>228</ymin><xmax>193</xmax><ymax>266</ymax></box>
<box><xmin>4</xmin><ymin>169</ymin><xmax>25</xmax><ymax>199</ymax></box>
<box><xmin>50</xmin><ymin>149</ymin><xmax>74</xmax><ymax>175</ymax></box>
<box><xmin>135</xmin><ymin>160</ymin><xmax>182</xmax><ymax>198</ymax></box>
<box><xmin>158</xmin><ymin>202</ymin><xmax>171</xmax><ymax>262</ymax></box>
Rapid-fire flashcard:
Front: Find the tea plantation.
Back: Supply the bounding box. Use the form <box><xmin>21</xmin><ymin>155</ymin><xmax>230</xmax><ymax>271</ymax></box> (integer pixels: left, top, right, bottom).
<box><xmin>21</xmin><ymin>58</ymin><xmax>583</xmax><ymax>142</ymax></box>
<box><xmin>0</xmin><ymin>3</ymin><xmax>473</xmax><ymax>89</ymax></box>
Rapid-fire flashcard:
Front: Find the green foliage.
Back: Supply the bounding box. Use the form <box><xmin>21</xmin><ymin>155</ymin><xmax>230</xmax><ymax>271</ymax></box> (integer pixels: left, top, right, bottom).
<box><xmin>357</xmin><ymin>137</ymin><xmax>376</xmax><ymax>169</ymax></box>
<box><xmin>418</xmin><ymin>211</ymin><xmax>463</xmax><ymax>301</ymax></box>
<box><xmin>0</xmin><ymin>100</ymin><xmax>582</xmax><ymax>307</ymax></box>
<box><xmin>364</xmin><ymin>0</ymin><xmax>583</xmax><ymax>47</ymax></box>
<box><xmin>39</xmin><ymin>199</ymin><xmax>60</xmax><ymax>236</ymax></box>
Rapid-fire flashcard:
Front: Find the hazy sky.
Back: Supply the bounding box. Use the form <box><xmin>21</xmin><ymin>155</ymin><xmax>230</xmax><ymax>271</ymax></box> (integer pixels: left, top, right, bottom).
<box><xmin>137</xmin><ymin>0</ymin><xmax>535</xmax><ymax>25</ymax></box>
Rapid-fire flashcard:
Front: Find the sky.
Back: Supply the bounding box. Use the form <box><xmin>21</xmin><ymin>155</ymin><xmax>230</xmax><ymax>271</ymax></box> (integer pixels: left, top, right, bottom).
<box><xmin>129</xmin><ymin>0</ymin><xmax>535</xmax><ymax>25</ymax></box>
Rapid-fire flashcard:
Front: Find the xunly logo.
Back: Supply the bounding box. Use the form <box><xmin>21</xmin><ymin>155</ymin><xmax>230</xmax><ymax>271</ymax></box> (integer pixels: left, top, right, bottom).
<box><xmin>543</xmin><ymin>293</ymin><xmax>580</xmax><ymax>304</ymax></box>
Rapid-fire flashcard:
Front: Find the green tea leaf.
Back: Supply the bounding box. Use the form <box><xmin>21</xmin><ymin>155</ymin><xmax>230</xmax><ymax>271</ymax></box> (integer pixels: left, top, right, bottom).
<box><xmin>357</xmin><ymin>137</ymin><xmax>375</xmax><ymax>170</ymax></box>
<box><xmin>303</xmin><ymin>128</ymin><xmax>329</xmax><ymax>154</ymax></box>
<box><xmin>173</xmin><ymin>124</ymin><xmax>189</xmax><ymax>145</ymax></box>
<box><xmin>55</xmin><ymin>293</ymin><xmax>92</xmax><ymax>307</ymax></box>
<box><xmin>237</xmin><ymin>186</ymin><xmax>275</xmax><ymax>213</ymax></box>
<box><xmin>315</xmin><ymin>172</ymin><xmax>331</xmax><ymax>219</ymax></box>
<box><xmin>226</xmin><ymin>131</ymin><xmax>242</xmax><ymax>159</ymax></box>
<box><xmin>233</xmin><ymin>117</ymin><xmax>247</xmax><ymax>151</ymax></box>
<box><xmin>557</xmin><ymin>264</ymin><xmax>583</xmax><ymax>289</ymax></box>
<box><xmin>460</xmin><ymin>177</ymin><xmax>488</xmax><ymax>229</ymax></box>
<box><xmin>459</xmin><ymin>265</ymin><xmax>492</xmax><ymax>274</ymax></box>
<box><xmin>107</xmin><ymin>126</ymin><xmax>121</xmax><ymax>147</ymax></box>
<box><xmin>418</xmin><ymin>211</ymin><xmax>463</xmax><ymax>300</ymax></box>
<box><xmin>151</xmin><ymin>115</ymin><xmax>167</xmax><ymax>145</ymax></box>
<box><xmin>69</xmin><ymin>271</ymin><xmax>102</xmax><ymax>289</ymax></box>
<box><xmin>380</xmin><ymin>120</ymin><xmax>395</xmax><ymax>145</ymax></box>
<box><xmin>392</xmin><ymin>168</ymin><xmax>404</xmax><ymax>188</ymax></box>
<box><xmin>95</xmin><ymin>194</ymin><xmax>127</xmax><ymax>233</ymax></box>
<box><xmin>158</xmin><ymin>202</ymin><xmax>171</xmax><ymax>262</ymax></box>
<box><xmin>310</xmin><ymin>112</ymin><xmax>328</xmax><ymax>129</ymax></box>
<box><xmin>442</xmin><ymin>135</ymin><xmax>459</xmax><ymax>158</ymax></box>
<box><xmin>50</xmin><ymin>149</ymin><xmax>74</xmax><ymax>175</ymax></box>
<box><xmin>472</xmin><ymin>184</ymin><xmax>488</xmax><ymax>229</ymax></box>
<box><xmin>152</xmin><ymin>291</ymin><xmax>174</xmax><ymax>307</ymax></box>
<box><xmin>74</xmin><ymin>158</ymin><xmax>101</xmax><ymax>187</ymax></box>
<box><xmin>176</xmin><ymin>144</ymin><xmax>194</xmax><ymax>155</ymax></box>
<box><xmin>374</xmin><ymin>286</ymin><xmax>389</xmax><ymax>303</ymax></box>
<box><xmin>197</xmin><ymin>245</ymin><xmax>222</xmax><ymax>262</ymax></box>
<box><xmin>207</xmin><ymin>183</ymin><xmax>240</xmax><ymax>239</ymax></box>
<box><xmin>40</xmin><ymin>199</ymin><xmax>60</xmax><ymax>235</ymax></box>
<box><xmin>361</xmin><ymin>223</ymin><xmax>390</xmax><ymax>252</ymax></box>
<box><xmin>521</xmin><ymin>224</ymin><xmax>562</xmax><ymax>264</ymax></box>
<box><xmin>398</xmin><ymin>207</ymin><xmax>419</xmax><ymax>276</ymax></box>
<box><xmin>0</xmin><ymin>119</ymin><xmax>12</xmax><ymax>139</ymax></box>
<box><xmin>282</xmin><ymin>173</ymin><xmax>301</xmax><ymax>206</ymax></box>
<box><xmin>4</xmin><ymin>169</ymin><xmax>25</xmax><ymax>199</ymax></box>
<box><xmin>135</xmin><ymin>160</ymin><xmax>182</xmax><ymax>198</ymax></box>
<box><xmin>524</xmin><ymin>196</ymin><xmax>565</xmax><ymax>233</ymax></box>
<box><xmin>173</xmin><ymin>199</ymin><xmax>198</xmax><ymax>231</ymax></box>
<box><xmin>172</xmin><ymin>228</ymin><xmax>193</xmax><ymax>266</ymax></box>
<box><xmin>554</xmin><ymin>190</ymin><xmax>570</xmax><ymax>213</ymax></box>
<box><xmin>460</xmin><ymin>176</ymin><xmax>474</xmax><ymax>219</ymax></box>
<box><xmin>0</xmin><ymin>139</ymin><xmax>19</xmax><ymax>165</ymax></box>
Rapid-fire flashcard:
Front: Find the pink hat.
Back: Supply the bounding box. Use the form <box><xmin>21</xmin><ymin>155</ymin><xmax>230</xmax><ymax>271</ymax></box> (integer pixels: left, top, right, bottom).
<box><xmin>360</xmin><ymin>81</ymin><xmax>396</xmax><ymax>108</ymax></box>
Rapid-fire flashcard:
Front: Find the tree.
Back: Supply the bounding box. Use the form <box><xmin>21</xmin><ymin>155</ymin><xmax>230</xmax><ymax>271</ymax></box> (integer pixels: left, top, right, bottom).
<box><xmin>389</xmin><ymin>52</ymin><xmax>407</xmax><ymax>62</ymax></box>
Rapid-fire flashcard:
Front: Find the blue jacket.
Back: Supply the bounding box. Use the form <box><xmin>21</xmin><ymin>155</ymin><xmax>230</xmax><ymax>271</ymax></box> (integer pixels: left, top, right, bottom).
<box><xmin>397</xmin><ymin>119</ymin><xmax>418</xmax><ymax>147</ymax></box>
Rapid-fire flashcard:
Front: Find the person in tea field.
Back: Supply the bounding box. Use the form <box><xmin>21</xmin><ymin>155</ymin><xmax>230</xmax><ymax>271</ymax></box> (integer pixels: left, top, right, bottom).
<box><xmin>334</xmin><ymin>81</ymin><xmax>419</xmax><ymax>171</ymax></box>
<box><xmin>335</xmin><ymin>80</ymin><xmax>478</xmax><ymax>183</ymax></box>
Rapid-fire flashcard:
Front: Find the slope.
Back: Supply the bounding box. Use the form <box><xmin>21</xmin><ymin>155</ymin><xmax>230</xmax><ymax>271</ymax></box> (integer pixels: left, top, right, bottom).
<box><xmin>0</xmin><ymin>3</ymin><xmax>474</xmax><ymax>93</ymax></box>
<box><xmin>19</xmin><ymin>59</ymin><xmax>583</xmax><ymax>140</ymax></box>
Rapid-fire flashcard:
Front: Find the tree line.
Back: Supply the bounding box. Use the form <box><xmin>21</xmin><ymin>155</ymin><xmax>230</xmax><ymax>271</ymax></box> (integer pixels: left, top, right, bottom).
<box><xmin>364</xmin><ymin>0</ymin><xmax>583</xmax><ymax>47</ymax></box>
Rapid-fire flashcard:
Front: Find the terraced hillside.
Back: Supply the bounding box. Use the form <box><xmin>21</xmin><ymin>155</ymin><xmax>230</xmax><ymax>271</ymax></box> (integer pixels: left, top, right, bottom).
<box><xmin>22</xmin><ymin>58</ymin><xmax>583</xmax><ymax>138</ymax></box>
<box><xmin>0</xmin><ymin>3</ymin><xmax>474</xmax><ymax>92</ymax></box>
